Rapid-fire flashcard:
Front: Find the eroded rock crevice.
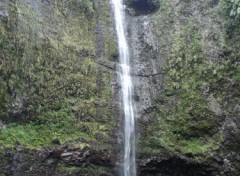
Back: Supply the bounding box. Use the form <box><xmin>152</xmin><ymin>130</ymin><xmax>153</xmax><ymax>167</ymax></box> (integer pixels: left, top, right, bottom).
<box><xmin>125</xmin><ymin>0</ymin><xmax>160</xmax><ymax>15</ymax></box>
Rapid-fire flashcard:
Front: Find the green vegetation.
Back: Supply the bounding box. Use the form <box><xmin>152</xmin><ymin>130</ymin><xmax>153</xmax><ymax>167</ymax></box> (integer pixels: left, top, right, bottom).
<box><xmin>221</xmin><ymin>0</ymin><xmax>240</xmax><ymax>38</ymax></box>
<box><xmin>0</xmin><ymin>0</ymin><xmax>114</xmax><ymax>150</ymax></box>
<box><xmin>0</xmin><ymin>114</ymin><xmax>113</xmax><ymax>149</ymax></box>
<box><xmin>140</xmin><ymin>18</ymin><xmax>240</xmax><ymax>157</ymax></box>
<box><xmin>224</xmin><ymin>0</ymin><xmax>240</xmax><ymax>18</ymax></box>
<box><xmin>56</xmin><ymin>162</ymin><xmax>110</xmax><ymax>175</ymax></box>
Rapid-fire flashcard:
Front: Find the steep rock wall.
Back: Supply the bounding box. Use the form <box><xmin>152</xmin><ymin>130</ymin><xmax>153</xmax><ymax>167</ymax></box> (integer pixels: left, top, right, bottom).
<box><xmin>123</xmin><ymin>0</ymin><xmax>240</xmax><ymax>175</ymax></box>
<box><xmin>0</xmin><ymin>0</ymin><xmax>240</xmax><ymax>175</ymax></box>
<box><xmin>0</xmin><ymin>0</ymin><xmax>120</xmax><ymax>175</ymax></box>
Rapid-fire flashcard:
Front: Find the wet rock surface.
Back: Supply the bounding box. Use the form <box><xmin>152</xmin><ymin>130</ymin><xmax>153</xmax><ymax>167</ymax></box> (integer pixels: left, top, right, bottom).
<box><xmin>0</xmin><ymin>141</ymin><xmax>117</xmax><ymax>176</ymax></box>
<box><xmin>124</xmin><ymin>0</ymin><xmax>240</xmax><ymax>175</ymax></box>
<box><xmin>0</xmin><ymin>0</ymin><xmax>240</xmax><ymax>175</ymax></box>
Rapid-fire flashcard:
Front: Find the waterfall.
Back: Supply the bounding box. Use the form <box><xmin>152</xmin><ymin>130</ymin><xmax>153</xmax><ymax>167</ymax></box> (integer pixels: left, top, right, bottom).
<box><xmin>111</xmin><ymin>0</ymin><xmax>136</xmax><ymax>176</ymax></box>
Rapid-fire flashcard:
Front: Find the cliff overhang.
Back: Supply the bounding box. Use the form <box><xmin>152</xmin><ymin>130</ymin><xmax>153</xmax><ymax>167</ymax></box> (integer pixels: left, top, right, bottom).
<box><xmin>125</xmin><ymin>0</ymin><xmax>160</xmax><ymax>15</ymax></box>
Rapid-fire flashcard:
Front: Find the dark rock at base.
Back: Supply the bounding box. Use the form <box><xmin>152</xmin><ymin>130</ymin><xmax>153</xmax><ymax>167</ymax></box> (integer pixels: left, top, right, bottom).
<box><xmin>139</xmin><ymin>157</ymin><xmax>216</xmax><ymax>176</ymax></box>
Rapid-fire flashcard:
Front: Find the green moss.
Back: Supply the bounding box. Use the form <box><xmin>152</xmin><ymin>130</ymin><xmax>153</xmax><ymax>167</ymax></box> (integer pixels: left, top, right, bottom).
<box><xmin>139</xmin><ymin>20</ymin><xmax>236</xmax><ymax>157</ymax></box>
<box><xmin>0</xmin><ymin>0</ymin><xmax>114</xmax><ymax>149</ymax></box>
<box><xmin>152</xmin><ymin>0</ymin><xmax>172</xmax><ymax>32</ymax></box>
<box><xmin>56</xmin><ymin>163</ymin><xmax>110</xmax><ymax>175</ymax></box>
<box><xmin>0</xmin><ymin>118</ymin><xmax>112</xmax><ymax>149</ymax></box>
<box><xmin>180</xmin><ymin>136</ymin><xmax>222</xmax><ymax>155</ymax></box>
<box><xmin>0</xmin><ymin>0</ymin><xmax>111</xmax><ymax>118</ymax></box>
<box><xmin>58</xmin><ymin>164</ymin><xmax>80</xmax><ymax>173</ymax></box>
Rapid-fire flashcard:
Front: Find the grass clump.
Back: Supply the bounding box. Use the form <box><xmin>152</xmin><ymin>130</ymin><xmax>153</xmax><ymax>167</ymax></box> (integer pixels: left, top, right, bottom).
<box><xmin>0</xmin><ymin>115</ymin><xmax>111</xmax><ymax>149</ymax></box>
<box><xmin>0</xmin><ymin>106</ymin><xmax>113</xmax><ymax>149</ymax></box>
<box><xmin>56</xmin><ymin>163</ymin><xmax>110</xmax><ymax>175</ymax></box>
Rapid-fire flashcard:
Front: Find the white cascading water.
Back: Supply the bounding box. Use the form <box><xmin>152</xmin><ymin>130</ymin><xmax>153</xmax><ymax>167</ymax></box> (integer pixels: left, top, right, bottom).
<box><xmin>111</xmin><ymin>0</ymin><xmax>136</xmax><ymax>176</ymax></box>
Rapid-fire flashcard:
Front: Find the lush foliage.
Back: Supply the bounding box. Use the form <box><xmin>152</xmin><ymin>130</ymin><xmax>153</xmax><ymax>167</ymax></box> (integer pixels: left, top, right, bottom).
<box><xmin>56</xmin><ymin>163</ymin><xmax>110</xmax><ymax>175</ymax></box>
<box><xmin>0</xmin><ymin>0</ymin><xmax>113</xmax><ymax>149</ymax></box>
<box><xmin>227</xmin><ymin>0</ymin><xmax>240</xmax><ymax>17</ymax></box>
<box><xmin>140</xmin><ymin>17</ymin><xmax>240</xmax><ymax>156</ymax></box>
<box><xmin>221</xmin><ymin>0</ymin><xmax>240</xmax><ymax>38</ymax></box>
<box><xmin>0</xmin><ymin>118</ymin><xmax>112</xmax><ymax>149</ymax></box>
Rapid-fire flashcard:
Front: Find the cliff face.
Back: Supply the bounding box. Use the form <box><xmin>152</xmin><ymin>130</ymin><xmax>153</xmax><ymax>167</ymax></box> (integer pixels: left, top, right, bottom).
<box><xmin>0</xmin><ymin>0</ymin><xmax>240</xmax><ymax>175</ymax></box>
<box><xmin>124</xmin><ymin>0</ymin><xmax>240</xmax><ymax>175</ymax></box>
<box><xmin>0</xmin><ymin>0</ymin><xmax>119</xmax><ymax>175</ymax></box>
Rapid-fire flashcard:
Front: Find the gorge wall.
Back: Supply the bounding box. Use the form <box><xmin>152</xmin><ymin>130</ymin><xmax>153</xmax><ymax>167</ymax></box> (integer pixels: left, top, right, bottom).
<box><xmin>0</xmin><ymin>0</ymin><xmax>240</xmax><ymax>175</ymax></box>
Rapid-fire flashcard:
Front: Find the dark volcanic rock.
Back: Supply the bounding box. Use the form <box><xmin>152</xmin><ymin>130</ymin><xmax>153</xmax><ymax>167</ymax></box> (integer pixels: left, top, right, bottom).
<box><xmin>139</xmin><ymin>157</ymin><xmax>214</xmax><ymax>176</ymax></box>
<box><xmin>125</xmin><ymin>0</ymin><xmax>160</xmax><ymax>15</ymax></box>
<box><xmin>0</xmin><ymin>142</ymin><xmax>117</xmax><ymax>176</ymax></box>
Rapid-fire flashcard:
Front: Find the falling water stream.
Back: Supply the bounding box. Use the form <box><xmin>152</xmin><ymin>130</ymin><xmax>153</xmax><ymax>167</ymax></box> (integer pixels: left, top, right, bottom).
<box><xmin>111</xmin><ymin>0</ymin><xmax>136</xmax><ymax>176</ymax></box>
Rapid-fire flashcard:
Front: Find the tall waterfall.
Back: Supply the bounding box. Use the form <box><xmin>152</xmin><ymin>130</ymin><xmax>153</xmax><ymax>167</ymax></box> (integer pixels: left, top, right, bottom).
<box><xmin>111</xmin><ymin>0</ymin><xmax>136</xmax><ymax>176</ymax></box>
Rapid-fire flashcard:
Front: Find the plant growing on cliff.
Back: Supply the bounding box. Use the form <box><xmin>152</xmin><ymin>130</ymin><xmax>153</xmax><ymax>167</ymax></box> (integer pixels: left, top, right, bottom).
<box><xmin>141</xmin><ymin>21</ymin><xmax>228</xmax><ymax>156</ymax></box>
<box><xmin>221</xmin><ymin>0</ymin><xmax>240</xmax><ymax>38</ymax></box>
<box><xmin>228</xmin><ymin>0</ymin><xmax>240</xmax><ymax>17</ymax></box>
<box><xmin>0</xmin><ymin>0</ymin><xmax>114</xmax><ymax>150</ymax></box>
